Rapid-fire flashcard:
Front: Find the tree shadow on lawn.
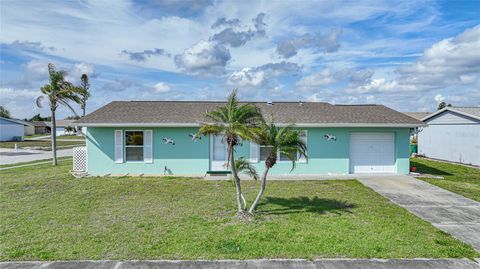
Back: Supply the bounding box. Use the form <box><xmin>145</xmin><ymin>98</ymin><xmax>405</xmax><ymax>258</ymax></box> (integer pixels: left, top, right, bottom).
<box><xmin>257</xmin><ymin>196</ymin><xmax>355</xmax><ymax>216</ymax></box>
<box><xmin>411</xmin><ymin>159</ymin><xmax>453</xmax><ymax>176</ymax></box>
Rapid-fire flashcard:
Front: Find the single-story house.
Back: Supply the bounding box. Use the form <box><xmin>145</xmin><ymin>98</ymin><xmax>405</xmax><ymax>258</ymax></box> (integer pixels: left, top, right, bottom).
<box><xmin>74</xmin><ymin>101</ymin><xmax>424</xmax><ymax>176</ymax></box>
<box><xmin>22</xmin><ymin>121</ymin><xmax>35</xmax><ymax>136</ymax></box>
<box><xmin>32</xmin><ymin>121</ymin><xmax>51</xmax><ymax>134</ymax></box>
<box><xmin>32</xmin><ymin>120</ymin><xmax>76</xmax><ymax>136</ymax></box>
<box><xmin>418</xmin><ymin>106</ymin><xmax>480</xmax><ymax>166</ymax></box>
<box><xmin>0</xmin><ymin>117</ymin><xmax>28</xmax><ymax>141</ymax></box>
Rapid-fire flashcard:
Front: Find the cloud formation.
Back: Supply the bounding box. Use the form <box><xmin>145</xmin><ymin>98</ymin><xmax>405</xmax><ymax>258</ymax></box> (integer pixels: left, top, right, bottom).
<box><xmin>228</xmin><ymin>61</ymin><xmax>301</xmax><ymax>87</ymax></box>
<box><xmin>211</xmin><ymin>17</ymin><xmax>241</xmax><ymax>29</ymax></box>
<box><xmin>121</xmin><ymin>48</ymin><xmax>171</xmax><ymax>62</ymax></box>
<box><xmin>174</xmin><ymin>40</ymin><xmax>231</xmax><ymax>76</ymax></box>
<box><xmin>277</xmin><ymin>29</ymin><xmax>342</xmax><ymax>58</ymax></box>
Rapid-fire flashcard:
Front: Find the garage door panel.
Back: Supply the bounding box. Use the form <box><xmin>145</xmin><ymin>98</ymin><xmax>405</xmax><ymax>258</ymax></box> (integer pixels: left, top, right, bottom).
<box><xmin>349</xmin><ymin>133</ymin><xmax>395</xmax><ymax>173</ymax></box>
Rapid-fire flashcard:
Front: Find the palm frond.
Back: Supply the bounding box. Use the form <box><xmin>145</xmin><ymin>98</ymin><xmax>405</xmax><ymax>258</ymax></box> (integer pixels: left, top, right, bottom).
<box><xmin>235</xmin><ymin>157</ymin><xmax>259</xmax><ymax>180</ymax></box>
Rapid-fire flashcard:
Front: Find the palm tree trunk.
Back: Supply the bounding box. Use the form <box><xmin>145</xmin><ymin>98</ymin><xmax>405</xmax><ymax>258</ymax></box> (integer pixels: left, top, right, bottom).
<box><xmin>51</xmin><ymin>108</ymin><xmax>57</xmax><ymax>166</ymax></box>
<box><xmin>248</xmin><ymin>167</ymin><xmax>270</xmax><ymax>214</ymax></box>
<box><xmin>228</xmin><ymin>145</ymin><xmax>244</xmax><ymax>213</ymax></box>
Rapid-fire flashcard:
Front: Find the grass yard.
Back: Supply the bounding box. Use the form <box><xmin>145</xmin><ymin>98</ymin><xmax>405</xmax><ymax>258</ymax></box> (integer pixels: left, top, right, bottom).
<box><xmin>0</xmin><ymin>157</ymin><xmax>72</xmax><ymax>169</ymax></box>
<box><xmin>411</xmin><ymin>157</ymin><xmax>480</xmax><ymax>202</ymax></box>
<box><xmin>0</xmin><ymin>161</ymin><xmax>477</xmax><ymax>261</ymax></box>
<box><xmin>0</xmin><ymin>140</ymin><xmax>84</xmax><ymax>150</ymax></box>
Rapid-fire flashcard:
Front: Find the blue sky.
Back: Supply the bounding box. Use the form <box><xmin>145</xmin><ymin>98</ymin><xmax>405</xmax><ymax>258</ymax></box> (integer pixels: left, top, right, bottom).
<box><xmin>0</xmin><ymin>0</ymin><xmax>479</xmax><ymax>119</ymax></box>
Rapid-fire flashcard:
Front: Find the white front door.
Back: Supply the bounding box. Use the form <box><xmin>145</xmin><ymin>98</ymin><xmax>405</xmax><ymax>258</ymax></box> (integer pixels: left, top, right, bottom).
<box><xmin>210</xmin><ymin>135</ymin><xmax>228</xmax><ymax>171</ymax></box>
<box><xmin>349</xmin><ymin>132</ymin><xmax>395</xmax><ymax>173</ymax></box>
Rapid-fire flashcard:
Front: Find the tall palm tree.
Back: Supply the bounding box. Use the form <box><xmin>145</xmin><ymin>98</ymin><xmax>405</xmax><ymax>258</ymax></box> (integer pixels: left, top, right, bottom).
<box><xmin>198</xmin><ymin>90</ymin><xmax>264</xmax><ymax>214</ymax></box>
<box><xmin>37</xmin><ymin>63</ymin><xmax>83</xmax><ymax>165</ymax></box>
<box><xmin>79</xmin><ymin>74</ymin><xmax>90</xmax><ymax>117</ymax></box>
<box><xmin>248</xmin><ymin>121</ymin><xmax>307</xmax><ymax>214</ymax></box>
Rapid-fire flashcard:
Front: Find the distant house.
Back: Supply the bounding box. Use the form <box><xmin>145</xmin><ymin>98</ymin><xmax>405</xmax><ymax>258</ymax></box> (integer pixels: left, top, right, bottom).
<box><xmin>0</xmin><ymin>117</ymin><xmax>28</xmax><ymax>141</ymax></box>
<box><xmin>32</xmin><ymin>120</ymin><xmax>76</xmax><ymax>136</ymax></box>
<box><xmin>418</xmin><ymin>106</ymin><xmax>480</xmax><ymax>166</ymax></box>
<box><xmin>403</xmin><ymin>112</ymin><xmax>432</xmax><ymax>142</ymax></box>
<box><xmin>32</xmin><ymin>121</ymin><xmax>51</xmax><ymax>134</ymax></box>
<box><xmin>74</xmin><ymin>101</ymin><xmax>424</xmax><ymax>176</ymax></box>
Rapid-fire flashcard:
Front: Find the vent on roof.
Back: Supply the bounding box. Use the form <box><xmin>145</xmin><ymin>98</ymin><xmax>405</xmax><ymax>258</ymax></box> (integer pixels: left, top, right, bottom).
<box><xmin>267</xmin><ymin>101</ymin><xmax>273</xmax><ymax>106</ymax></box>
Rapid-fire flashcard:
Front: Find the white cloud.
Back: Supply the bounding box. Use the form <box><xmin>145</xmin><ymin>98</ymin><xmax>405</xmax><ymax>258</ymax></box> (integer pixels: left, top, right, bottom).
<box><xmin>228</xmin><ymin>68</ymin><xmax>266</xmax><ymax>87</ymax></box>
<box><xmin>154</xmin><ymin>82</ymin><xmax>171</xmax><ymax>93</ymax></box>
<box><xmin>297</xmin><ymin>69</ymin><xmax>336</xmax><ymax>88</ymax></box>
<box><xmin>434</xmin><ymin>94</ymin><xmax>445</xmax><ymax>103</ymax></box>
<box><xmin>174</xmin><ymin>40</ymin><xmax>231</xmax><ymax>76</ymax></box>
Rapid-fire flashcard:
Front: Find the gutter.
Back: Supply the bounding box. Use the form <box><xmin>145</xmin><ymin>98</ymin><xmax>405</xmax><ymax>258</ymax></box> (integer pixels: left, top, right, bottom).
<box><xmin>73</xmin><ymin>122</ymin><xmax>426</xmax><ymax>128</ymax></box>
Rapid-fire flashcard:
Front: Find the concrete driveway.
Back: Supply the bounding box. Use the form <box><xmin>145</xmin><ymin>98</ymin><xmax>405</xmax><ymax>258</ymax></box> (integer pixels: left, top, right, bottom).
<box><xmin>0</xmin><ymin>148</ymin><xmax>72</xmax><ymax>165</ymax></box>
<box><xmin>359</xmin><ymin>175</ymin><xmax>480</xmax><ymax>252</ymax></box>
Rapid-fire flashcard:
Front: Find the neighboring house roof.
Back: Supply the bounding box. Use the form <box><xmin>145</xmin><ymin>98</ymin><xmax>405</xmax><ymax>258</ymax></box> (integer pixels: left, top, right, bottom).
<box><xmin>74</xmin><ymin>101</ymin><xmax>425</xmax><ymax>127</ymax></box>
<box><xmin>402</xmin><ymin>112</ymin><xmax>432</xmax><ymax>120</ymax></box>
<box><xmin>32</xmin><ymin>120</ymin><xmax>75</xmax><ymax>128</ymax></box>
<box><xmin>422</xmin><ymin>106</ymin><xmax>480</xmax><ymax>122</ymax></box>
<box><xmin>0</xmin><ymin>117</ymin><xmax>30</xmax><ymax>126</ymax></box>
<box><xmin>56</xmin><ymin>120</ymin><xmax>74</xmax><ymax>128</ymax></box>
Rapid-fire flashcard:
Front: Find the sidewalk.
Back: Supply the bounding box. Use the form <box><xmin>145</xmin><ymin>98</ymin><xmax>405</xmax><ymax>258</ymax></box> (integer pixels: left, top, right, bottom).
<box><xmin>1</xmin><ymin>258</ymin><xmax>479</xmax><ymax>269</ymax></box>
<box><xmin>0</xmin><ymin>148</ymin><xmax>72</xmax><ymax>165</ymax></box>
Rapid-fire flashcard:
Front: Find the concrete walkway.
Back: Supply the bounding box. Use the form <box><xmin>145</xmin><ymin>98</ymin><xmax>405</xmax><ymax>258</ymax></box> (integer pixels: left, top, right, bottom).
<box><xmin>359</xmin><ymin>175</ymin><xmax>480</xmax><ymax>252</ymax></box>
<box><xmin>1</xmin><ymin>259</ymin><xmax>479</xmax><ymax>269</ymax></box>
<box><xmin>0</xmin><ymin>148</ymin><xmax>72</xmax><ymax>165</ymax></box>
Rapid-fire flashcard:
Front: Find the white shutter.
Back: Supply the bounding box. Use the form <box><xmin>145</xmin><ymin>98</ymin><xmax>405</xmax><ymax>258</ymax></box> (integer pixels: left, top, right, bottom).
<box><xmin>250</xmin><ymin>142</ymin><xmax>259</xmax><ymax>163</ymax></box>
<box><xmin>114</xmin><ymin>130</ymin><xmax>123</xmax><ymax>163</ymax></box>
<box><xmin>144</xmin><ymin>130</ymin><xmax>153</xmax><ymax>163</ymax></box>
<box><xmin>298</xmin><ymin>131</ymin><xmax>307</xmax><ymax>163</ymax></box>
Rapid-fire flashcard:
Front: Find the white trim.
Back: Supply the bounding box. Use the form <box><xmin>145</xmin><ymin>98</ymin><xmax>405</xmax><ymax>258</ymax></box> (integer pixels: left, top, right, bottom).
<box><xmin>421</xmin><ymin>107</ymin><xmax>480</xmax><ymax>122</ymax></box>
<box><xmin>114</xmin><ymin>130</ymin><xmax>123</xmax><ymax>163</ymax></box>
<box><xmin>74</xmin><ymin>122</ymin><xmax>425</xmax><ymax>128</ymax></box>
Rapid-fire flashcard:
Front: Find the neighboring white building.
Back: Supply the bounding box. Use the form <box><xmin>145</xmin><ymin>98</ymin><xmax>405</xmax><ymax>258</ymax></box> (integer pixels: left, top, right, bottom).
<box><xmin>0</xmin><ymin>117</ymin><xmax>27</xmax><ymax>141</ymax></box>
<box><xmin>418</xmin><ymin>106</ymin><xmax>480</xmax><ymax>166</ymax></box>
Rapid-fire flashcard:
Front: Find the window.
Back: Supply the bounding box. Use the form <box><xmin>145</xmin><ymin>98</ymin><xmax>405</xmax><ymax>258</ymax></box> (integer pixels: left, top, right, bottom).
<box><xmin>259</xmin><ymin>131</ymin><xmax>307</xmax><ymax>162</ymax></box>
<box><xmin>259</xmin><ymin>145</ymin><xmax>274</xmax><ymax>161</ymax></box>
<box><xmin>125</xmin><ymin>131</ymin><xmax>144</xmax><ymax>162</ymax></box>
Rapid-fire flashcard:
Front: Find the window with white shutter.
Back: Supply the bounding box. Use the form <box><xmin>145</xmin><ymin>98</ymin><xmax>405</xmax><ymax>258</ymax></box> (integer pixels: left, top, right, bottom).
<box><xmin>114</xmin><ymin>130</ymin><xmax>124</xmax><ymax>163</ymax></box>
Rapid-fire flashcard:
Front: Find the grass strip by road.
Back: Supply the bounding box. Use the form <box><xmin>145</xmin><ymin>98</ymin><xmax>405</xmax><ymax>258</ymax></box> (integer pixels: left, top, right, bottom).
<box><xmin>0</xmin><ymin>140</ymin><xmax>84</xmax><ymax>150</ymax></box>
<box><xmin>411</xmin><ymin>157</ymin><xmax>480</xmax><ymax>202</ymax></box>
<box><xmin>0</xmin><ymin>156</ymin><xmax>72</xmax><ymax>169</ymax></box>
<box><xmin>0</xmin><ymin>161</ymin><xmax>477</xmax><ymax>260</ymax></box>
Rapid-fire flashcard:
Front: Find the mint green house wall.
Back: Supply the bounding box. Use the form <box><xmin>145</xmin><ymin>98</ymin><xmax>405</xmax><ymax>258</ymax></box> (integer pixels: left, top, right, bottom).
<box><xmin>86</xmin><ymin>127</ymin><xmax>410</xmax><ymax>176</ymax></box>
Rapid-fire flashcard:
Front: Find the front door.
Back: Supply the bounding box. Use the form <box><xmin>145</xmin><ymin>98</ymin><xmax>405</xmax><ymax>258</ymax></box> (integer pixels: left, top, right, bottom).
<box><xmin>210</xmin><ymin>135</ymin><xmax>228</xmax><ymax>171</ymax></box>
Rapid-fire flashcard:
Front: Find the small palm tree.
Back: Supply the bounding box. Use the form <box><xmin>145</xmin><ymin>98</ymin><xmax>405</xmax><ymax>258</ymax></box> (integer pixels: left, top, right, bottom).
<box><xmin>37</xmin><ymin>63</ymin><xmax>83</xmax><ymax>165</ymax></box>
<box><xmin>198</xmin><ymin>90</ymin><xmax>263</xmax><ymax>214</ymax></box>
<box><xmin>248</xmin><ymin>121</ymin><xmax>307</xmax><ymax>214</ymax></box>
<box><xmin>234</xmin><ymin>157</ymin><xmax>259</xmax><ymax>210</ymax></box>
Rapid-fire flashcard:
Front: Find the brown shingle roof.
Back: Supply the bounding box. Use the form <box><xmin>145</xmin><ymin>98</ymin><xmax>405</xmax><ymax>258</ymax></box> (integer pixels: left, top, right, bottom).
<box><xmin>75</xmin><ymin>101</ymin><xmax>424</xmax><ymax>127</ymax></box>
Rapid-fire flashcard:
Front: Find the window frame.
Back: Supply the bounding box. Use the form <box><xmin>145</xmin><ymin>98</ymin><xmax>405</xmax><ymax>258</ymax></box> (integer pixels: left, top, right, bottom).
<box><xmin>124</xmin><ymin>130</ymin><xmax>145</xmax><ymax>163</ymax></box>
<box><xmin>258</xmin><ymin>130</ymin><xmax>307</xmax><ymax>163</ymax></box>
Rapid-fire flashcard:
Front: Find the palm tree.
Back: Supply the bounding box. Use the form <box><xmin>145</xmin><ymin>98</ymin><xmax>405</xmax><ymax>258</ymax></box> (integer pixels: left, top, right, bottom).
<box><xmin>248</xmin><ymin>121</ymin><xmax>307</xmax><ymax>214</ymax></box>
<box><xmin>198</xmin><ymin>90</ymin><xmax>263</xmax><ymax>214</ymax></box>
<box><xmin>79</xmin><ymin>74</ymin><xmax>90</xmax><ymax>117</ymax></box>
<box><xmin>234</xmin><ymin>157</ymin><xmax>259</xmax><ymax>210</ymax></box>
<box><xmin>37</xmin><ymin>63</ymin><xmax>83</xmax><ymax>165</ymax></box>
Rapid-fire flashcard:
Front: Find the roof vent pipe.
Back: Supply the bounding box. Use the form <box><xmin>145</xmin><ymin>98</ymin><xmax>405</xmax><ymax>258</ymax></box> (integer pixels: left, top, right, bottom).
<box><xmin>267</xmin><ymin>101</ymin><xmax>273</xmax><ymax>106</ymax></box>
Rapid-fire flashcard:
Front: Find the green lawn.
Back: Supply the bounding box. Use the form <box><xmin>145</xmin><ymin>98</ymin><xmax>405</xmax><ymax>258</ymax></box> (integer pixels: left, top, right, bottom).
<box><xmin>24</xmin><ymin>134</ymin><xmax>50</xmax><ymax>139</ymax></box>
<box><xmin>411</xmin><ymin>157</ymin><xmax>480</xmax><ymax>202</ymax></box>
<box><xmin>0</xmin><ymin>161</ymin><xmax>477</xmax><ymax>261</ymax></box>
<box><xmin>0</xmin><ymin>140</ymin><xmax>84</xmax><ymax>150</ymax></box>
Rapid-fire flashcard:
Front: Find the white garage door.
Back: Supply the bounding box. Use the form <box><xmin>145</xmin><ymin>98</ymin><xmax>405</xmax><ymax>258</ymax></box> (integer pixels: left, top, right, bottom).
<box><xmin>349</xmin><ymin>133</ymin><xmax>395</xmax><ymax>173</ymax></box>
